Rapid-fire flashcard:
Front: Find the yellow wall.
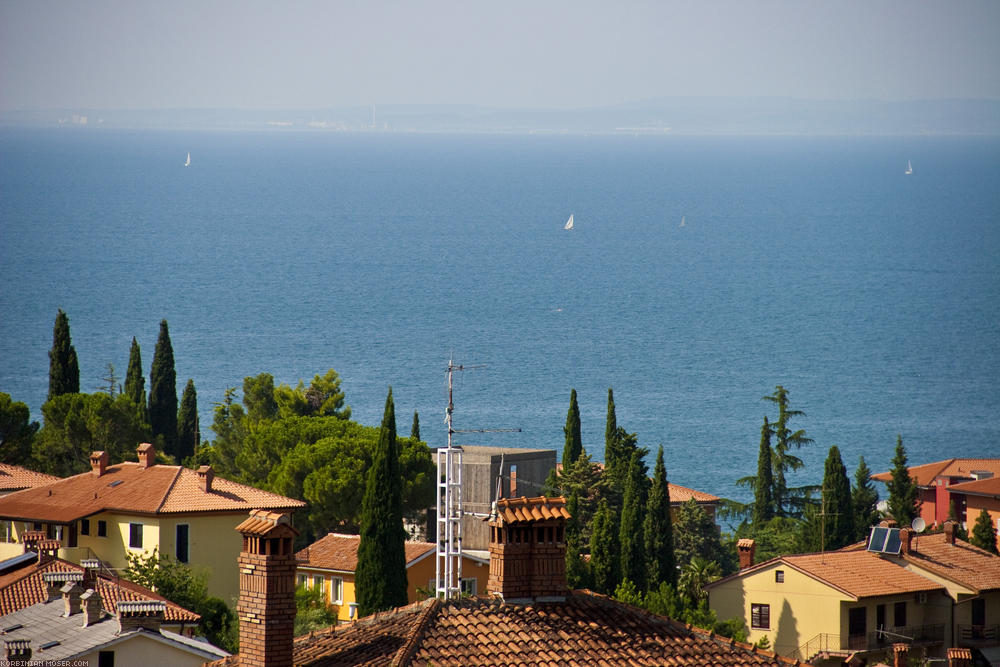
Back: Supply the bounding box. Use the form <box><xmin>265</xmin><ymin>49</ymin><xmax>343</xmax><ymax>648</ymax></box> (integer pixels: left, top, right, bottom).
<box><xmin>77</xmin><ymin>632</ymin><xmax>223</xmax><ymax>667</ymax></box>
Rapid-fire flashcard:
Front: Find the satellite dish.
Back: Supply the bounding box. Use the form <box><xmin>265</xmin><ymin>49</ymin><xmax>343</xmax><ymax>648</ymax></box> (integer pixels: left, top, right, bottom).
<box><xmin>911</xmin><ymin>517</ymin><xmax>926</xmax><ymax>533</ymax></box>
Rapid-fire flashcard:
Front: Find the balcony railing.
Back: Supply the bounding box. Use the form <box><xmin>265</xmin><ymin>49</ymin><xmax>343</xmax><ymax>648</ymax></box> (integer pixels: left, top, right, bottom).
<box><xmin>790</xmin><ymin>633</ymin><xmax>841</xmax><ymax>662</ymax></box>
<box><xmin>845</xmin><ymin>624</ymin><xmax>945</xmax><ymax>652</ymax></box>
<box><xmin>958</xmin><ymin>624</ymin><xmax>999</xmax><ymax>646</ymax></box>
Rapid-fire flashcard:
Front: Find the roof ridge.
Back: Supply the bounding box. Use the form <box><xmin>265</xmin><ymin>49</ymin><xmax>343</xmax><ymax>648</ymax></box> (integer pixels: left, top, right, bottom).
<box><xmin>391</xmin><ymin>597</ymin><xmax>441</xmax><ymax>666</ymax></box>
<box><xmin>155</xmin><ymin>465</ymin><xmax>185</xmax><ymax>514</ymax></box>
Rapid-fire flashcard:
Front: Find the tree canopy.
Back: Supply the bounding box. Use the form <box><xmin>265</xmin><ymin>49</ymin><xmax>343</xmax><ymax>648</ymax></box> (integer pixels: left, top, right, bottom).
<box><xmin>562</xmin><ymin>388</ymin><xmax>583</xmax><ymax>468</ymax></box>
<box><xmin>48</xmin><ymin>309</ymin><xmax>79</xmax><ymax>399</ymax></box>
<box><xmin>148</xmin><ymin>319</ymin><xmax>178</xmax><ymax>456</ymax></box>
<box><xmin>886</xmin><ymin>435</ymin><xmax>920</xmax><ymax>528</ymax></box>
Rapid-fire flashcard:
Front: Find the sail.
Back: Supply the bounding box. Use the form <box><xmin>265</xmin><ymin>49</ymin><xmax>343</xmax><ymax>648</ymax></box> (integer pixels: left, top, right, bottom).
<box><xmin>184</xmin><ymin>152</ymin><xmax>191</xmax><ymax>167</ymax></box>
<box><xmin>564</xmin><ymin>214</ymin><xmax>574</xmax><ymax>230</ymax></box>
<box><xmin>905</xmin><ymin>160</ymin><xmax>912</xmax><ymax>174</ymax></box>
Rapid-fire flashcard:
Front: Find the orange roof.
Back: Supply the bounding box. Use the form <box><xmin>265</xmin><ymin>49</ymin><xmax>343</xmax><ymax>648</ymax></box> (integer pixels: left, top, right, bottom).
<box><xmin>494</xmin><ymin>496</ymin><xmax>570</xmax><ymax>524</ymax></box>
<box><xmin>872</xmin><ymin>458</ymin><xmax>1000</xmax><ymax>486</ymax></box>
<box><xmin>902</xmin><ymin>531</ymin><xmax>1000</xmax><ymax>593</ymax></box>
<box><xmin>296</xmin><ymin>533</ymin><xmax>436</xmax><ymax>574</ymax></box>
<box><xmin>0</xmin><ymin>464</ymin><xmax>59</xmax><ymax>493</ymax></box>
<box><xmin>947</xmin><ymin>476</ymin><xmax>1000</xmax><ymax>498</ymax></box>
<box><xmin>0</xmin><ymin>460</ymin><xmax>304</xmax><ymax>523</ymax></box>
<box><xmin>0</xmin><ymin>557</ymin><xmax>199</xmax><ymax>623</ymax></box>
<box><xmin>669</xmin><ymin>482</ymin><xmax>720</xmax><ymax>503</ymax></box>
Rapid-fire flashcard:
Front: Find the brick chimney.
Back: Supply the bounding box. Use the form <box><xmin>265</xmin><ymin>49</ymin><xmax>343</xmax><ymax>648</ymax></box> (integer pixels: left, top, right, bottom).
<box><xmin>116</xmin><ymin>600</ymin><xmax>165</xmax><ymax>634</ymax></box>
<box><xmin>947</xmin><ymin>647</ymin><xmax>973</xmax><ymax>667</ymax></box>
<box><xmin>90</xmin><ymin>451</ymin><xmax>109</xmax><ymax>477</ymax></box>
<box><xmin>197</xmin><ymin>465</ymin><xmax>215</xmax><ymax>493</ymax></box>
<box><xmin>80</xmin><ymin>558</ymin><xmax>101</xmax><ymax>589</ymax></box>
<box><xmin>136</xmin><ymin>443</ymin><xmax>156</xmax><ymax>468</ymax></box>
<box><xmin>893</xmin><ymin>643</ymin><xmax>908</xmax><ymax>667</ymax></box>
<box><xmin>4</xmin><ymin>639</ymin><xmax>31</xmax><ymax>662</ymax></box>
<box><xmin>487</xmin><ymin>496</ymin><xmax>569</xmax><ymax>602</ymax></box>
<box><xmin>235</xmin><ymin>509</ymin><xmax>299</xmax><ymax>667</ymax></box>
<box><xmin>900</xmin><ymin>528</ymin><xmax>913</xmax><ymax>555</ymax></box>
<box><xmin>737</xmin><ymin>538</ymin><xmax>756</xmax><ymax>569</ymax></box>
<box><xmin>61</xmin><ymin>580</ymin><xmax>83</xmax><ymax>616</ymax></box>
<box><xmin>944</xmin><ymin>520</ymin><xmax>957</xmax><ymax>545</ymax></box>
<box><xmin>81</xmin><ymin>589</ymin><xmax>102</xmax><ymax>627</ymax></box>
<box><xmin>42</xmin><ymin>571</ymin><xmax>83</xmax><ymax>602</ymax></box>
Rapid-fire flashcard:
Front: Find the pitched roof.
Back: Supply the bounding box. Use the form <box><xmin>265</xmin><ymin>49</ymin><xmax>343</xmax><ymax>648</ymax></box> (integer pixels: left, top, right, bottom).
<box><xmin>0</xmin><ymin>464</ymin><xmax>59</xmax><ymax>493</ymax></box>
<box><xmin>0</xmin><ymin>557</ymin><xmax>200</xmax><ymax>623</ymax></box>
<box><xmin>669</xmin><ymin>482</ymin><xmax>721</xmax><ymax>504</ymax></box>
<box><xmin>296</xmin><ymin>534</ymin><xmax>436</xmax><ymax>574</ymax></box>
<box><xmin>0</xmin><ymin>460</ymin><xmax>304</xmax><ymax>523</ymax></box>
<box><xmin>872</xmin><ymin>458</ymin><xmax>1000</xmax><ymax>486</ymax></box>
<box><xmin>947</xmin><ymin>476</ymin><xmax>1000</xmax><ymax>498</ymax></box>
<box><xmin>901</xmin><ymin>531</ymin><xmax>1000</xmax><ymax>593</ymax></box>
<box><xmin>213</xmin><ymin>593</ymin><xmax>812</xmax><ymax>666</ymax></box>
<box><xmin>494</xmin><ymin>496</ymin><xmax>570</xmax><ymax>524</ymax></box>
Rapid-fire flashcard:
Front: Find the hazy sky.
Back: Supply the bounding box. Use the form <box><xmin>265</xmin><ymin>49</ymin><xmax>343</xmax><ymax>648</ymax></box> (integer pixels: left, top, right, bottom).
<box><xmin>2</xmin><ymin>0</ymin><xmax>999</xmax><ymax>111</ymax></box>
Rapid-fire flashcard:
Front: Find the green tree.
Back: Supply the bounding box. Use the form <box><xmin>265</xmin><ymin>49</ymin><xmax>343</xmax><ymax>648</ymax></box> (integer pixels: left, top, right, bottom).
<box><xmin>851</xmin><ymin>456</ymin><xmax>880</xmax><ymax>541</ymax></box>
<box><xmin>0</xmin><ymin>393</ymin><xmax>39</xmax><ymax>466</ymax></box>
<box><xmin>886</xmin><ymin>435</ymin><xmax>920</xmax><ymax>528</ymax></box>
<box><xmin>410</xmin><ymin>411</ymin><xmax>420</xmax><ymax>441</ymax></box>
<box><xmin>589</xmin><ymin>498</ymin><xmax>619</xmax><ymax>595</ymax></box>
<box><xmin>644</xmin><ymin>446</ymin><xmax>677</xmax><ymax>587</ymax></box>
<box><xmin>753</xmin><ymin>416</ymin><xmax>775</xmax><ymax>525</ymax></box>
<box><xmin>294</xmin><ymin>583</ymin><xmax>338</xmax><ymax>636</ymax></box>
<box><xmin>603</xmin><ymin>388</ymin><xmax>626</xmax><ymax>486</ymax></box>
<box><xmin>48</xmin><ymin>309</ymin><xmax>79</xmax><ymax>399</ymax></box>
<box><xmin>565</xmin><ymin>488</ymin><xmax>590</xmax><ymax>589</ymax></box>
<box><xmin>970</xmin><ymin>508</ymin><xmax>999</xmax><ymax>554</ymax></box>
<box><xmin>177</xmin><ymin>379</ymin><xmax>199</xmax><ymax>463</ymax></box>
<box><xmin>674</xmin><ymin>498</ymin><xmax>737</xmax><ymax>575</ymax></box>
<box><xmin>562</xmin><ymin>388</ymin><xmax>583</xmax><ymax>468</ymax></box>
<box><xmin>619</xmin><ymin>450</ymin><xmax>648</xmax><ymax>591</ymax></box>
<box><xmin>763</xmin><ymin>385</ymin><xmax>813</xmax><ymax>517</ymax></box>
<box><xmin>148</xmin><ymin>319</ymin><xmax>178</xmax><ymax>456</ymax></box>
<box><xmin>355</xmin><ymin>388</ymin><xmax>408</xmax><ymax>616</ymax></box>
<box><xmin>242</xmin><ymin>372</ymin><xmax>278</xmax><ymax>424</ymax></box>
<box><xmin>678</xmin><ymin>556</ymin><xmax>721</xmax><ymax>607</ymax></box>
<box><xmin>124</xmin><ymin>337</ymin><xmax>149</xmax><ymax>425</ymax></box>
<box><xmin>274</xmin><ymin>369</ymin><xmax>350</xmax><ymax>420</ymax></box>
<box><xmin>818</xmin><ymin>445</ymin><xmax>855</xmax><ymax>551</ymax></box>
<box><xmin>208</xmin><ymin>387</ymin><xmax>246</xmax><ymax>480</ymax></box>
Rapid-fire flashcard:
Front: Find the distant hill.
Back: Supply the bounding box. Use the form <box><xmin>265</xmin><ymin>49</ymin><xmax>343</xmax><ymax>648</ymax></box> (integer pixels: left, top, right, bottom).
<box><xmin>2</xmin><ymin>97</ymin><xmax>998</xmax><ymax>135</ymax></box>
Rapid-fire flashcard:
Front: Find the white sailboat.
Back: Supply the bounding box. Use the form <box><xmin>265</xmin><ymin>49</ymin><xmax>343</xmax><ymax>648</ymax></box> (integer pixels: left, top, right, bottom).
<box><xmin>184</xmin><ymin>152</ymin><xmax>191</xmax><ymax>167</ymax></box>
<box><xmin>564</xmin><ymin>214</ymin><xmax>574</xmax><ymax>230</ymax></box>
<box><xmin>905</xmin><ymin>160</ymin><xmax>912</xmax><ymax>175</ymax></box>
<box><xmin>679</xmin><ymin>216</ymin><xmax>686</xmax><ymax>227</ymax></box>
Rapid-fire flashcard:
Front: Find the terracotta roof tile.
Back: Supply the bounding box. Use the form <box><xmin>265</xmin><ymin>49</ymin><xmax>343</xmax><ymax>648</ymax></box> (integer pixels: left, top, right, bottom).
<box><xmin>902</xmin><ymin>531</ymin><xmax>1000</xmax><ymax>593</ymax></box>
<box><xmin>667</xmin><ymin>482</ymin><xmax>720</xmax><ymax>504</ymax></box>
<box><xmin>780</xmin><ymin>551</ymin><xmax>945</xmax><ymax>599</ymax></box>
<box><xmin>495</xmin><ymin>497</ymin><xmax>570</xmax><ymax>524</ymax></box>
<box><xmin>296</xmin><ymin>533</ymin><xmax>436</xmax><ymax>573</ymax></box>
<box><xmin>872</xmin><ymin>458</ymin><xmax>1000</xmax><ymax>486</ymax></box>
<box><xmin>0</xmin><ymin>464</ymin><xmax>59</xmax><ymax>493</ymax></box>
<box><xmin>946</xmin><ymin>476</ymin><xmax>1000</xmax><ymax>497</ymax></box>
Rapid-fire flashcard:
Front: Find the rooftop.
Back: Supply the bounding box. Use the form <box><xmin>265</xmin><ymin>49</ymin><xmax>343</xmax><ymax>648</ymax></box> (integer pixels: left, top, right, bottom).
<box><xmin>296</xmin><ymin>533</ymin><xmax>436</xmax><ymax>573</ymax></box>
<box><xmin>900</xmin><ymin>531</ymin><xmax>1000</xmax><ymax>593</ymax></box>
<box><xmin>947</xmin><ymin>475</ymin><xmax>1000</xmax><ymax>498</ymax></box>
<box><xmin>872</xmin><ymin>458</ymin><xmax>1000</xmax><ymax>487</ymax></box>
<box><xmin>0</xmin><ymin>463</ymin><xmax>59</xmax><ymax>493</ymax></box>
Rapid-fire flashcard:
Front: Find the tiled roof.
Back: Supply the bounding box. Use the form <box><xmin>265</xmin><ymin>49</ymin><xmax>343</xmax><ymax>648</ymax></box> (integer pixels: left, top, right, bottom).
<box><xmin>902</xmin><ymin>532</ymin><xmax>1000</xmax><ymax>593</ymax></box>
<box><xmin>0</xmin><ymin>557</ymin><xmax>200</xmax><ymax>623</ymax></box>
<box><xmin>0</xmin><ymin>458</ymin><xmax>303</xmax><ymax>523</ymax></box>
<box><xmin>494</xmin><ymin>496</ymin><xmax>571</xmax><ymax>524</ymax></box>
<box><xmin>781</xmin><ymin>551</ymin><xmax>944</xmax><ymax>599</ymax></box>
<box><xmin>872</xmin><ymin>458</ymin><xmax>1000</xmax><ymax>486</ymax></box>
<box><xmin>669</xmin><ymin>482</ymin><xmax>720</xmax><ymax>503</ymax></box>
<box><xmin>296</xmin><ymin>534</ymin><xmax>436</xmax><ymax>573</ymax></box>
<box><xmin>947</xmin><ymin>476</ymin><xmax>1000</xmax><ymax>498</ymax></box>
<box><xmin>211</xmin><ymin>593</ymin><xmax>812</xmax><ymax>666</ymax></box>
<box><xmin>235</xmin><ymin>509</ymin><xmax>296</xmax><ymax>536</ymax></box>
<box><xmin>0</xmin><ymin>464</ymin><xmax>59</xmax><ymax>493</ymax></box>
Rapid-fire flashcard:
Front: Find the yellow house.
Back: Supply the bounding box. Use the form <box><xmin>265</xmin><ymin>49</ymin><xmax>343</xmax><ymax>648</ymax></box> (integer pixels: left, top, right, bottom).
<box><xmin>295</xmin><ymin>533</ymin><xmax>489</xmax><ymax>622</ymax></box>
<box><xmin>706</xmin><ymin>539</ymin><xmax>951</xmax><ymax>665</ymax></box>
<box><xmin>0</xmin><ymin>444</ymin><xmax>304</xmax><ymax>603</ymax></box>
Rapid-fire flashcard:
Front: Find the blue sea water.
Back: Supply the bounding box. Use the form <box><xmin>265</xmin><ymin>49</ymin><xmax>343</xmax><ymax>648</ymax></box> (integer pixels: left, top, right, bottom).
<box><xmin>1</xmin><ymin>128</ymin><xmax>998</xmax><ymax>506</ymax></box>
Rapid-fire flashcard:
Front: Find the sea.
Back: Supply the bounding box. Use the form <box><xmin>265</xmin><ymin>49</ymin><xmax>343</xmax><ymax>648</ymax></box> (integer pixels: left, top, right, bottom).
<box><xmin>1</xmin><ymin>127</ymin><xmax>998</xmax><ymax>509</ymax></box>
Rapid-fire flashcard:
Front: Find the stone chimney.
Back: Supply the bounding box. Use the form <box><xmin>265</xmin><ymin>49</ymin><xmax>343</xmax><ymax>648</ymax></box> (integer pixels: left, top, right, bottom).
<box><xmin>737</xmin><ymin>538</ymin><xmax>756</xmax><ymax>569</ymax></box>
<box><xmin>90</xmin><ymin>451</ymin><xmax>109</xmax><ymax>477</ymax></box>
<box><xmin>947</xmin><ymin>647</ymin><xmax>973</xmax><ymax>667</ymax></box>
<box><xmin>61</xmin><ymin>581</ymin><xmax>83</xmax><ymax>616</ymax></box>
<box><xmin>197</xmin><ymin>465</ymin><xmax>215</xmax><ymax>493</ymax></box>
<box><xmin>80</xmin><ymin>558</ymin><xmax>101</xmax><ymax>589</ymax></box>
<box><xmin>42</xmin><ymin>571</ymin><xmax>83</xmax><ymax>602</ymax></box>
<box><xmin>944</xmin><ymin>520</ymin><xmax>957</xmax><ymax>545</ymax></box>
<box><xmin>900</xmin><ymin>528</ymin><xmax>913</xmax><ymax>555</ymax></box>
<box><xmin>893</xmin><ymin>643</ymin><xmax>908</xmax><ymax>667</ymax></box>
<box><xmin>116</xmin><ymin>600</ymin><xmax>165</xmax><ymax>634</ymax></box>
<box><xmin>4</xmin><ymin>639</ymin><xmax>31</xmax><ymax>662</ymax></box>
<box><xmin>21</xmin><ymin>529</ymin><xmax>45</xmax><ymax>556</ymax></box>
<box><xmin>235</xmin><ymin>509</ymin><xmax>299</xmax><ymax>667</ymax></box>
<box><xmin>136</xmin><ymin>443</ymin><xmax>156</xmax><ymax>468</ymax></box>
<box><xmin>487</xmin><ymin>496</ymin><xmax>569</xmax><ymax>602</ymax></box>
<box><xmin>81</xmin><ymin>589</ymin><xmax>102</xmax><ymax>627</ymax></box>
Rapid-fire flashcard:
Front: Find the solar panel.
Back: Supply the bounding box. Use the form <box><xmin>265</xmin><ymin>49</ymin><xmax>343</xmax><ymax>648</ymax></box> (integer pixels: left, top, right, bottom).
<box><xmin>867</xmin><ymin>526</ymin><xmax>889</xmax><ymax>552</ymax></box>
<box><xmin>883</xmin><ymin>528</ymin><xmax>902</xmax><ymax>555</ymax></box>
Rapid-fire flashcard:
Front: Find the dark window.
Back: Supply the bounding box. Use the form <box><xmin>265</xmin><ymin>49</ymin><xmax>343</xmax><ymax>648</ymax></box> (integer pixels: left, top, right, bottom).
<box><xmin>97</xmin><ymin>520</ymin><xmax>107</xmax><ymax>537</ymax></box>
<box><xmin>99</xmin><ymin>650</ymin><xmax>115</xmax><ymax>667</ymax></box>
<box><xmin>176</xmin><ymin>524</ymin><xmax>189</xmax><ymax>563</ymax></box>
<box><xmin>972</xmin><ymin>598</ymin><xmax>985</xmax><ymax>626</ymax></box>
<box><xmin>751</xmin><ymin>603</ymin><xmax>770</xmax><ymax>629</ymax></box>
<box><xmin>894</xmin><ymin>601</ymin><xmax>906</xmax><ymax>627</ymax></box>
<box><xmin>849</xmin><ymin>607</ymin><xmax>866</xmax><ymax>637</ymax></box>
<box><xmin>80</xmin><ymin>519</ymin><xmax>90</xmax><ymax>535</ymax></box>
<box><xmin>33</xmin><ymin>522</ymin><xmax>41</xmax><ymax>530</ymax></box>
<box><xmin>775</xmin><ymin>570</ymin><xmax>784</xmax><ymax>583</ymax></box>
<box><xmin>877</xmin><ymin>604</ymin><xmax>886</xmax><ymax>633</ymax></box>
<box><xmin>129</xmin><ymin>523</ymin><xmax>142</xmax><ymax>549</ymax></box>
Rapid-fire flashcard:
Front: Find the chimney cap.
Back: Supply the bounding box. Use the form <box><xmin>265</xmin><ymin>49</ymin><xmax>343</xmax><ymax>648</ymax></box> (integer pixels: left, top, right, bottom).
<box><xmin>491</xmin><ymin>496</ymin><xmax>570</xmax><ymax>525</ymax></box>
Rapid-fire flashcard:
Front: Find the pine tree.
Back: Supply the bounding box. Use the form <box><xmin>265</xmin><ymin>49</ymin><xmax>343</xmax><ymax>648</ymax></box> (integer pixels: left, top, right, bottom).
<box><xmin>562</xmin><ymin>388</ymin><xmax>583</xmax><ymax>468</ymax></box>
<box><xmin>886</xmin><ymin>435</ymin><xmax>920</xmax><ymax>528</ymax></box>
<box><xmin>48</xmin><ymin>309</ymin><xmax>79</xmax><ymax>399</ymax></box>
<box><xmin>970</xmin><ymin>508</ymin><xmax>999</xmax><ymax>554</ymax></box>
<box><xmin>644</xmin><ymin>445</ymin><xmax>676</xmax><ymax>587</ymax></box>
<box><xmin>851</xmin><ymin>456</ymin><xmax>880</xmax><ymax>541</ymax></box>
<box><xmin>763</xmin><ymin>386</ymin><xmax>813</xmax><ymax>517</ymax></box>
<box><xmin>619</xmin><ymin>451</ymin><xmax>648</xmax><ymax>591</ymax></box>
<box><xmin>176</xmin><ymin>379</ymin><xmax>199</xmax><ymax>463</ymax></box>
<box><xmin>356</xmin><ymin>388</ymin><xmax>408</xmax><ymax>616</ymax></box>
<box><xmin>589</xmin><ymin>498</ymin><xmax>619</xmax><ymax>595</ymax></box>
<box><xmin>753</xmin><ymin>416</ymin><xmax>775</xmax><ymax>526</ymax></box>
<box><xmin>565</xmin><ymin>488</ymin><xmax>589</xmax><ymax>589</ymax></box>
<box><xmin>819</xmin><ymin>445</ymin><xmax>855</xmax><ymax>551</ymax></box>
<box><xmin>148</xmin><ymin>319</ymin><xmax>178</xmax><ymax>456</ymax></box>
<box><xmin>124</xmin><ymin>337</ymin><xmax>148</xmax><ymax>425</ymax></box>
<box><xmin>410</xmin><ymin>411</ymin><xmax>420</xmax><ymax>441</ymax></box>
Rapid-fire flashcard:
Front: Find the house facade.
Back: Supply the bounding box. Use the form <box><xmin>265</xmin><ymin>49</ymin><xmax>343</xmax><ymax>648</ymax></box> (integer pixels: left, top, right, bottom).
<box><xmin>945</xmin><ymin>476</ymin><xmax>1000</xmax><ymax>552</ymax></box>
<box><xmin>872</xmin><ymin>458</ymin><xmax>1000</xmax><ymax>528</ymax></box>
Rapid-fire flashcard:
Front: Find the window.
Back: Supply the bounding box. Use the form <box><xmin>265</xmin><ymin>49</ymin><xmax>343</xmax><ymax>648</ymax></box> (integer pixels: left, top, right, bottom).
<box><xmin>80</xmin><ymin>519</ymin><xmax>90</xmax><ymax>536</ymax></box>
<box><xmin>0</xmin><ymin>521</ymin><xmax>13</xmax><ymax>544</ymax></box>
<box><xmin>461</xmin><ymin>578</ymin><xmax>477</xmax><ymax>596</ymax></box>
<box><xmin>297</xmin><ymin>573</ymin><xmax>308</xmax><ymax>588</ymax></box>
<box><xmin>312</xmin><ymin>574</ymin><xmax>325</xmax><ymax>600</ymax></box>
<box><xmin>894</xmin><ymin>601</ymin><xmax>906</xmax><ymax>627</ymax></box>
<box><xmin>98</xmin><ymin>650</ymin><xmax>115</xmax><ymax>667</ymax></box>
<box><xmin>972</xmin><ymin>598</ymin><xmax>986</xmax><ymax>626</ymax></box>
<box><xmin>176</xmin><ymin>524</ymin><xmax>189</xmax><ymax>563</ymax></box>
<box><xmin>751</xmin><ymin>603</ymin><xmax>770</xmax><ymax>629</ymax></box>
<box><xmin>775</xmin><ymin>570</ymin><xmax>784</xmax><ymax>583</ymax></box>
<box><xmin>331</xmin><ymin>577</ymin><xmax>344</xmax><ymax>604</ymax></box>
<box><xmin>129</xmin><ymin>523</ymin><xmax>143</xmax><ymax>549</ymax></box>
<box><xmin>97</xmin><ymin>520</ymin><xmax>107</xmax><ymax>537</ymax></box>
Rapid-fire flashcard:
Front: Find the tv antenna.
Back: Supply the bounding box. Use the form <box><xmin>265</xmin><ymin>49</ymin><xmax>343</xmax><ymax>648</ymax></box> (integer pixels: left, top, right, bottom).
<box><xmin>435</xmin><ymin>358</ymin><xmax>520</xmax><ymax>600</ymax></box>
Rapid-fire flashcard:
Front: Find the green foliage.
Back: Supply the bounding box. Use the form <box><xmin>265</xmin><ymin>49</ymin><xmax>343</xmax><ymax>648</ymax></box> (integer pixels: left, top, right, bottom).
<box><xmin>207</xmin><ymin>387</ymin><xmax>246</xmax><ymax>479</ymax></box>
<box><xmin>678</xmin><ymin>556</ymin><xmax>721</xmax><ymax>606</ymax></box>
<box><xmin>619</xmin><ymin>450</ymin><xmax>648</xmax><ymax>591</ymax></box>
<box><xmin>763</xmin><ymin>385</ymin><xmax>813</xmax><ymax>517</ymax></box>
<box><xmin>886</xmin><ymin>435</ymin><xmax>920</xmax><ymax>528</ymax></box>
<box><xmin>565</xmin><ymin>488</ymin><xmax>590</xmax><ymax>589</ymax></box>
<box><xmin>947</xmin><ymin>501</ymin><xmax>969</xmax><ymax>541</ymax></box>
<box><xmin>0</xmin><ymin>393</ymin><xmax>39</xmax><ymax>466</ymax></box>
<box><xmin>48</xmin><ymin>309</ymin><xmax>80</xmax><ymax>399</ymax></box>
<box><xmin>753</xmin><ymin>416</ymin><xmax>775</xmax><ymax>525</ymax></box>
<box><xmin>970</xmin><ymin>508</ymin><xmax>999</xmax><ymax>554</ymax></box>
<box><xmin>176</xmin><ymin>379</ymin><xmax>199</xmax><ymax>462</ymax></box>
<box><xmin>851</xmin><ymin>456</ymin><xmax>880</xmax><ymax>541</ymax></box>
<box><xmin>612</xmin><ymin>578</ymin><xmax>644</xmax><ymax>607</ymax></box>
<box><xmin>355</xmin><ymin>388</ymin><xmax>408</xmax><ymax>617</ymax></box>
<box><xmin>736</xmin><ymin>516</ymin><xmax>803</xmax><ymax>563</ymax></box>
<box><xmin>562</xmin><ymin>388</ymin><xmax>582</xmax><ymax>467</ymax></box>
<box><xmin>124</xmin><ymin>337</ymin><xmax>148</xmax><ymax>426</ymax></box>
<box><xmin>674</xmin><ymin>498</ymin><xmax>737</xmax><ymax>575</ymax></box>
<box><xmin>754</xmin><ymin>635</ymin><xmax>772</xmax><ymax>650</ymax></box>
<box><xmin>589</xmin><ymin>498</ymin><xmax>620</xmax><ymax>595</ymax></box>
<box><xmin>148</xmin><ymin>319</ymin><xmax>178</xmax><ymax>456</ymax></box>
<box><xmin>242</xmin><ymin>373</ymin><xmax>278</xmax><ymax>424</ymax></box>
<box><xmin>410</xmin><ymin>411</ymin><xmax>420</xmax><ymax>441</ymax></box>
<box><xmin>122</xmin><ymin>548</ymin><xmax>236</xmax><ymax>652</ymax></box>
<box><xmin>294</xmin><ymin>584</ymin><xmax>338</xmax><ymax>636</ymax></box>
<box><xmin>622</xmin><ymin>580</ymin><xmax>745</xmax><ymax>641</ymax></box>
<box><xmin>274</xmin><ymin>369</ymin><xmax>351</xmax><ymax>420</ymax></box>
<box><xmin>644</xmin><ymin>446</ymin><xmax>677</xmax><ymax>587</ymax></box>
<box><xmin>819</xmin><ymin>445</ymin><xmax>855</xmax><ymax>550</ymax></box>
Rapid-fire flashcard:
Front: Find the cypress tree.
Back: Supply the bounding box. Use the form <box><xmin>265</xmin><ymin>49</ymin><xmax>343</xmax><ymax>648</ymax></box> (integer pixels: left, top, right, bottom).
<box><xmin>562</xmin><ymin>388</ymin><xmax>583</xmax><ymax>468</ymax></box>
<box><xmin>604</xmin><ymin>388</ymin><xmax>623</xmax><ymax>476</ymax></box>
<box><xmin>589</xmin><ymin>498</ymin><xmax>619</xmax><ymax>595</ymax></box>
<box><xmin>763</xmin><ymin>385</ymin><xmax>813</xmax><ymax>516</ymax></box>
<box><xmin>410</xmin><ymin>411</ymin><xmax>420</xmax><ymax>441</ymax></box>
<box><xmin>886</xmin><ymin>435</ymin><xmax>919</xmax><ymax>529</ymax></box>
<box><xmin>565</xmin><ymin>488</ymin><xmax>589</xmax><ymax>589</ymax></box>
<box><xmin>176</xmin><ymin>379</ymin><xmax>199</xmax><ymax>463</ymax></box>
<box><xmin>48</xmin><ymin>309</ymin><xmax>79</xmax><ymax>399</ymax></box>
<box><xmin>970</xmin><ymin>508</ymin><xmax>999</xmax><ymax>554</ymax></box>
<box><xmin>644</xmin><ymin>445</ymin><xmax>676</xmax><ymax>588</ymax></box>
<box><xmin>753</xmin><ymin>416</ymin><xmax>775</xmax><ymax>526</ymax></box>
<box><xmin>148</xmin><ymin>319</ymin><xmax>178</xmax><ymax>456</ymax></box>
<box><xmin>124</xmin><ymin>337</ymin><xmax>148</xmax><ymax>424</ymax></box>
<box><xmin>356</xmin><ymin>387</ymin><xmax>408</xmax><ymax>616</ymax></box>
<box><xmin>851</xmin><ymin>456</ymin><xmax>880</xmax><ymax>541</ymax></box>
<box><xmin>820</xmin><ymin>445</ymin><xmax>855</xmax><ymax>551</ymax></box>
<box><xmin>619</xmin><ymin>451</ymin><xmax>647</xmax><ymax>591</ymax></box>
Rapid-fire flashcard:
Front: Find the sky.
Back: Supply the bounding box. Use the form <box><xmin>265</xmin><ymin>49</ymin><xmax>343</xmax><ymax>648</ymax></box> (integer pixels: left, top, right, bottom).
<box><xmin>1</xmin><ymin>0</ymin><xmax>999</xmax><ymax>111</ymax></box>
